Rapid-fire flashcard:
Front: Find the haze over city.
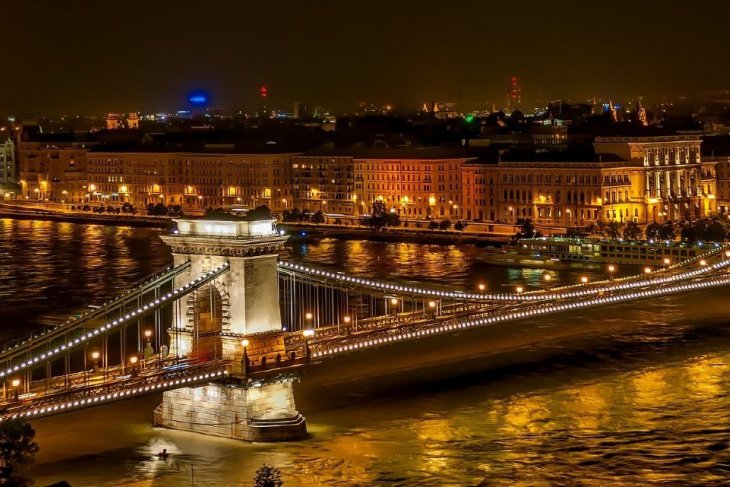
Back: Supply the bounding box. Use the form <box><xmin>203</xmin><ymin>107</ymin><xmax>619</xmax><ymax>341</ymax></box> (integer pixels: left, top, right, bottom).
<box><xmin>4</xmin><ymin>0</ymin><xmax>730</xmax><ymax>116</ymax></box>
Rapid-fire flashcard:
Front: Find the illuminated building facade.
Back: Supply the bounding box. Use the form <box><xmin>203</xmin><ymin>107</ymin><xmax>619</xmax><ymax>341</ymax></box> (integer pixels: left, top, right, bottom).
<box><xmin>86</xmin><ymin>151</ymin><xmax>294</xmax><ymax>210</ymax></box>
<box><xmin>595</xmin><ymin>135</ymin><xmax>716</xmax><ymax>222</ymax></box>
<box><xmin>463</xmin><ymin>159</ymin><xmax>646</xmax><ymax>226</ymax></box>
<box><xmin>290</xmin><ymin>155</ymin><xmax>356</xmax><ymax>215</ymax></box>
<box><xmin>354</xmin><ymin>150</ymin><xmax>475</xmax><ymax>220</ymax></box>
<box><xmin>13</xmin><ymin>132</ymin><xmax>718</xmax><ymax>226</ymax></box>
<box><xmin>462</xmin><ymin>135</ymin><xmax>717</xmax><ymax>227</ymax></box>
<box><xmin>17</xmin><ymin>140</ymin><xmax>88</xmax><ymax>203</ymax></box>
<box><xmin>713</xmin><ymin>156</ymin><xmax>730</xmax><ymax>214</ymax></box>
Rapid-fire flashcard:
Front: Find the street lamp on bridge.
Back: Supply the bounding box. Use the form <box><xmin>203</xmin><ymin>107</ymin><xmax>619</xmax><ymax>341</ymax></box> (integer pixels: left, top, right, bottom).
<box><xmin>342</xmin><ymin>315</ymin><xmax>351</xmax><ymax>335</ymax></box>
<box><xmin>302</xmin><ymin>329</ymin><xmax>315</xmax><ymax>361</ymax></box>
<box><xmin>144</xmin><ymin>330</ymin><xmax>154</xmax><ymax>362</ymax></box>
<box><xmin>91</xmin><ymin>351</ymin><xmax>100</xmax><ymax>373</ymax></box>
<box><xmin>11</xmin><ymin>378</ymin><xmax>20</xmax><ymax>401</ymax></box>
<box><xmin>129</xmin><ymin>355</ymin><xmax>139</xmax><ymax>376</ymax></box>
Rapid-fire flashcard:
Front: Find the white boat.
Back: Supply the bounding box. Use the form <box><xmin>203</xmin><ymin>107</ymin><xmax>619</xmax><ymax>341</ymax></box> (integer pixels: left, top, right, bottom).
<box><xmin>481</xmin><ymin>236</ymin><xmax>713</xmax><ymax>268</ymax></box>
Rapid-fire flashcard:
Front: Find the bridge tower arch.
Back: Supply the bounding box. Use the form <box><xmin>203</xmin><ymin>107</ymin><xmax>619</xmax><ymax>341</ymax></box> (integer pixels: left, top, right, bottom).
<box><xmin>156</xmin><ymin>217</ymin><xmax>307</xmax><ymax>441</ymax></box>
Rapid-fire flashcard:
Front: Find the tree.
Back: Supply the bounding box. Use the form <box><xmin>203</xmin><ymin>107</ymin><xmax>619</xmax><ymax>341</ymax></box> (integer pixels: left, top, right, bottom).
<box><xmin>253</xmin><ymin>464</ymin><xmax>283</xmax><ymax>487</ymax></box>
<box><xmin>658</xmin><ymin>221</ymin><xmax>677</xmax><ymax>241</ymax></box>
<box><xmin>454</xmin><ymin>220</ymin><xmax>468</xmax><ymax>232</ymax></box>
<box><xmin>623</xmin><ymin>221</ymin><xmax>643</xmax><ymax>241</ymax></box>
<box><xmin>168</xmin><ymin>205</ymin><xmax>184</xmax><ymax>217</ymax></box>
<box><xmin>385</xmin><ymin>211</ymin><xmax>401</xmax><ymax>227</ymax></box>
<box><xmin>515</xmin><ymin>218</ymin><xmax>536</xmax><ymax>238</ymax></box>
<box><xmin>605</xmin><ymin>220</ymin><xmax>623</xmax><ymax>240</ymax></box>
<box><xmin>705</xmin><ymin>220</ymin><xmax>727</xmax><ymax>242</ymax></box>
<box><xmin>428</xmin><ymin>220</ymin><xmax>439</xmax><ymax>231</ymax></box>
<box><xmin>645</xmin><ymin>222</ymin><xmax>661</xmax><ymax>241</ymax></box>
<box><xmin>439</xmin><ymin>219</ymin><xmax>452</xmax><ymax>231</ymax></box>
<box><xmin>121</xmin><ymin>202</ymin><xmax>135</xmax><ymax>214</ymax></box>
<box><xmin>205</xmin><ymin>207</ymin><xmax>229</xmax><ymax>219</ymax></box>
<box><xmin>311</xmin><ymin>210</ymin><xmax>325</xmax><ymax>224</ymax></box>
<box><xmin>364</xmin><ymin>201</ymin><xmax>389</xmax><ymax>229</ymax></box>
<box><xmin>246</xmin><ymin>205</ymin><xmax>273</xmax><ymax>221</ymax></box>
<box><xmin>285</xmin><ymin>208</ymin><xmax>302</xmax><ymax>222</ymax></box>
<box><xmin>0</xmin><ymin>419</ymin><xmax>38</xmax><ymax>486</ymax></box>
<box><xmin>154</xmin><ymin>203</ymin><xmax>169</xmax><ymax>216</ymax></box>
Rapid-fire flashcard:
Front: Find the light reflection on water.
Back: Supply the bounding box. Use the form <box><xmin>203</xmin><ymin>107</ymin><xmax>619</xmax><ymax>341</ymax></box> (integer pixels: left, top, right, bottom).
<box><xmin>1</xmin><ymin>222</ymin><xmax>729</xmax><ymax>485</ymax></box>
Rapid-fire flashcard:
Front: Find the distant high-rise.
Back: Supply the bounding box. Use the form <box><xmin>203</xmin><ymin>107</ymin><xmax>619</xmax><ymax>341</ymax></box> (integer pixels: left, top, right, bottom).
<box><xmin>293</xmin><ymin>102</ymin><xmax>311</xmax><ymax>120</ymax></box>
<box><xmin>506</xmin><ymin>76</ymin><xmax>522</xmax><ymax>111</ymax></box>
<box><xmin>259</xmin><ymin>86</ymin><xmax>269</xmax><ymax>118</ymax></box>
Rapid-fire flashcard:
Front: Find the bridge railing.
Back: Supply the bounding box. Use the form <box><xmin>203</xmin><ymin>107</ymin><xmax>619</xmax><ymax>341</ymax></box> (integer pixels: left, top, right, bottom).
<box><xmin>0</xmin><ymin>262</ymin><xmax>231</xmax><ymax>381</ymax></box>
<box><xmin>1</xmin><ymin>359</ymin><xmax>230</xmax><ymax>421</ymax></box>
<box><xmin>308</xmin><ymin>262</ymin><xmax>730</xmax><ymax>360</ymax></box>
<box><xmin>0</xmin><ymin>261</ymin><xmax>192</xmax><ymax>363</ymax></box>
<box><xmin>279</xmin><ymin>244</ymin><xmax>730</xmax><ymax>306</ymax></box>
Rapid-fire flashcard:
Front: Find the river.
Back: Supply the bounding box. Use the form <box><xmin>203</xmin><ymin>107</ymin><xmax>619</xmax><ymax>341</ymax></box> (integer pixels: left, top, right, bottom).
<box><xmin>0</xmin><ymin>219</ymin><xmax>729</xmax><ymax>486</ymax></box>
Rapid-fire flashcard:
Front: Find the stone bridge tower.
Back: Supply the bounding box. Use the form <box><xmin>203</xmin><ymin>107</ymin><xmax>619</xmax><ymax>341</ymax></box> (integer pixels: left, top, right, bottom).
<box><xmin>155</xmin><ymin>217</ymin><xmax>307</xmax><ymax>441</ymax></box>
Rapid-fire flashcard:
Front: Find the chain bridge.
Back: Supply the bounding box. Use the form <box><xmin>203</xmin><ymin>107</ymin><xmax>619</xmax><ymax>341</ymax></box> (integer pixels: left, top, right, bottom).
<box><xmin>0</xmin><ymin>217</ymin><xmax>728</xmax><ymax>441</ymax></box>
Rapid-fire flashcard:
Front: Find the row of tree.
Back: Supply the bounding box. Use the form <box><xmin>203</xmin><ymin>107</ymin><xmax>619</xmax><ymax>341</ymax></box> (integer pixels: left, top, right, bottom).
<box><xmin>555</xmin><ymin>218</ymin><xmax>729</xmax><ymax>243</ymax></box>
<box><xmin>282</xmin><ymin>203</ymin><xmax>470</xmax><ymax>231</ymax></box>
<box><xmin>281</xmin><ymin>208</ymin><xmax>326</xmax><ymax>223</ymax></box>
<box><xmin>71</xmin><ymin>202</ymin><xmax>138</xmax><ymax>215</ymax></box>
<box><xmin>146</xmin><ymin>203</ymin><xmax>184</xmax><ymax>217</ymax></box>
<box><xmin>584</xmin><ymin>218</ymin><xmax>729</xmax><ymax>243</ymax></box>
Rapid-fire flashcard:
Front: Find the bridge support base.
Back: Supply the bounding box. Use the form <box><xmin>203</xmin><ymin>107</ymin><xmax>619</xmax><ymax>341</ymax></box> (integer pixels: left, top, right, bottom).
<box><xmin>154</xmin><ymin>381</ymin><xmax>307</xmax><ymax>441</ymax></box>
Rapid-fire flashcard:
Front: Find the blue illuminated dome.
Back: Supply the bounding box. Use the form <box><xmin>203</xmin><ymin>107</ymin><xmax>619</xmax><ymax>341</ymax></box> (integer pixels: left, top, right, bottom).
<box><xmin>188</xmin><ymin>91</ymin><xmax>209</xmax><ymax>106</ymax></box>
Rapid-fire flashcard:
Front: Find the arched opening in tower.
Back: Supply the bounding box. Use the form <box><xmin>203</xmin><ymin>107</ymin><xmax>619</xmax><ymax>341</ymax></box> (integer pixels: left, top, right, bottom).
<box><xmin>192</xmin><ymin>284</ymin><xmax>224</xmax><ymax>359</ymax></box>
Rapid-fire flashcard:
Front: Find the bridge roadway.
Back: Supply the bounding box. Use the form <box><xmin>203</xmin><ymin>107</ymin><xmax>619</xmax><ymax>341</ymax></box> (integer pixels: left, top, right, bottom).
<box><xmin>0</xmin><ymin>245</ymin><xmax>729</xmax><ymax>422</ymax></box>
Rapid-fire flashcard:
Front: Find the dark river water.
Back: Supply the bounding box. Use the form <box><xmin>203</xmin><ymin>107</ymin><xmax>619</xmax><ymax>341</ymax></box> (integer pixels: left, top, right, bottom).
<box><xmin>1</xmin><ymin>219</ymin><xmax>730</xmax><ymax>486</ymax></box>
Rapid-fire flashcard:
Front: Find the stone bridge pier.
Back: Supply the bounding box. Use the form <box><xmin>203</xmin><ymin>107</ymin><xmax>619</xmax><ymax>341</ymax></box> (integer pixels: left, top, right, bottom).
<box><xmin>155</xmin><ymin>217</ymin><xmax>307</xmax><ymax>441</ymax></box>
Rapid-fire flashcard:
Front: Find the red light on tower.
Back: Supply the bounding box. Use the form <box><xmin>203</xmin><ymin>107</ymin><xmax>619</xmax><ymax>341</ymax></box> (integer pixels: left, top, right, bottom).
<box><xmin>506</xmin><ymin>76</ymin><xmax>522</xmax><ymax>110</ymax></box>
<box><xmin>260</xmin><ymin>86</ymin><xmax>268</xmax><ymax>98</ymax></box>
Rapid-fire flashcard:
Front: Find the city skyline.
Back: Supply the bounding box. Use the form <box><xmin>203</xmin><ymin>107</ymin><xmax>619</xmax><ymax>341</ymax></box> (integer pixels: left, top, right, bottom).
<box><xmin>4</xmin><ymin>0</ymin><xmax>730</xmax><ymax>116</ymax></box>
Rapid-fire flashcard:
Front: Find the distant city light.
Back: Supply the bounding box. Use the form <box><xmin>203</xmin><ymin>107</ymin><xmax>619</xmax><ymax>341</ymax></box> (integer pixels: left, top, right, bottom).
<box><xmin>188</xmin><ymin>91</ymin><xmax>209</xmax><ymax>106</ymax></box>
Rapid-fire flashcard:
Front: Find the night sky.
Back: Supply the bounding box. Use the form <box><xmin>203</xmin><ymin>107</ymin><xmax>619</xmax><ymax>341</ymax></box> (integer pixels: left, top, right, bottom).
<box><xmin>3</xmin><ymin>0</ymin><xmax>729</xmax><ymax>116</ymax></box>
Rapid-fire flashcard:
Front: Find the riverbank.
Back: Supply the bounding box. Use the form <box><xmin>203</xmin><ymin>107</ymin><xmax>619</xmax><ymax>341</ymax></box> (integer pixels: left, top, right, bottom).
<box><xmin>280</xmin><ymin>222</ymin><xmax>513</xmax><ymax>246</ymax></box>
<box><xmin>0</xmin><ymin>203</ymin><xmax>173</xmax><ymax>229</ymax></box>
